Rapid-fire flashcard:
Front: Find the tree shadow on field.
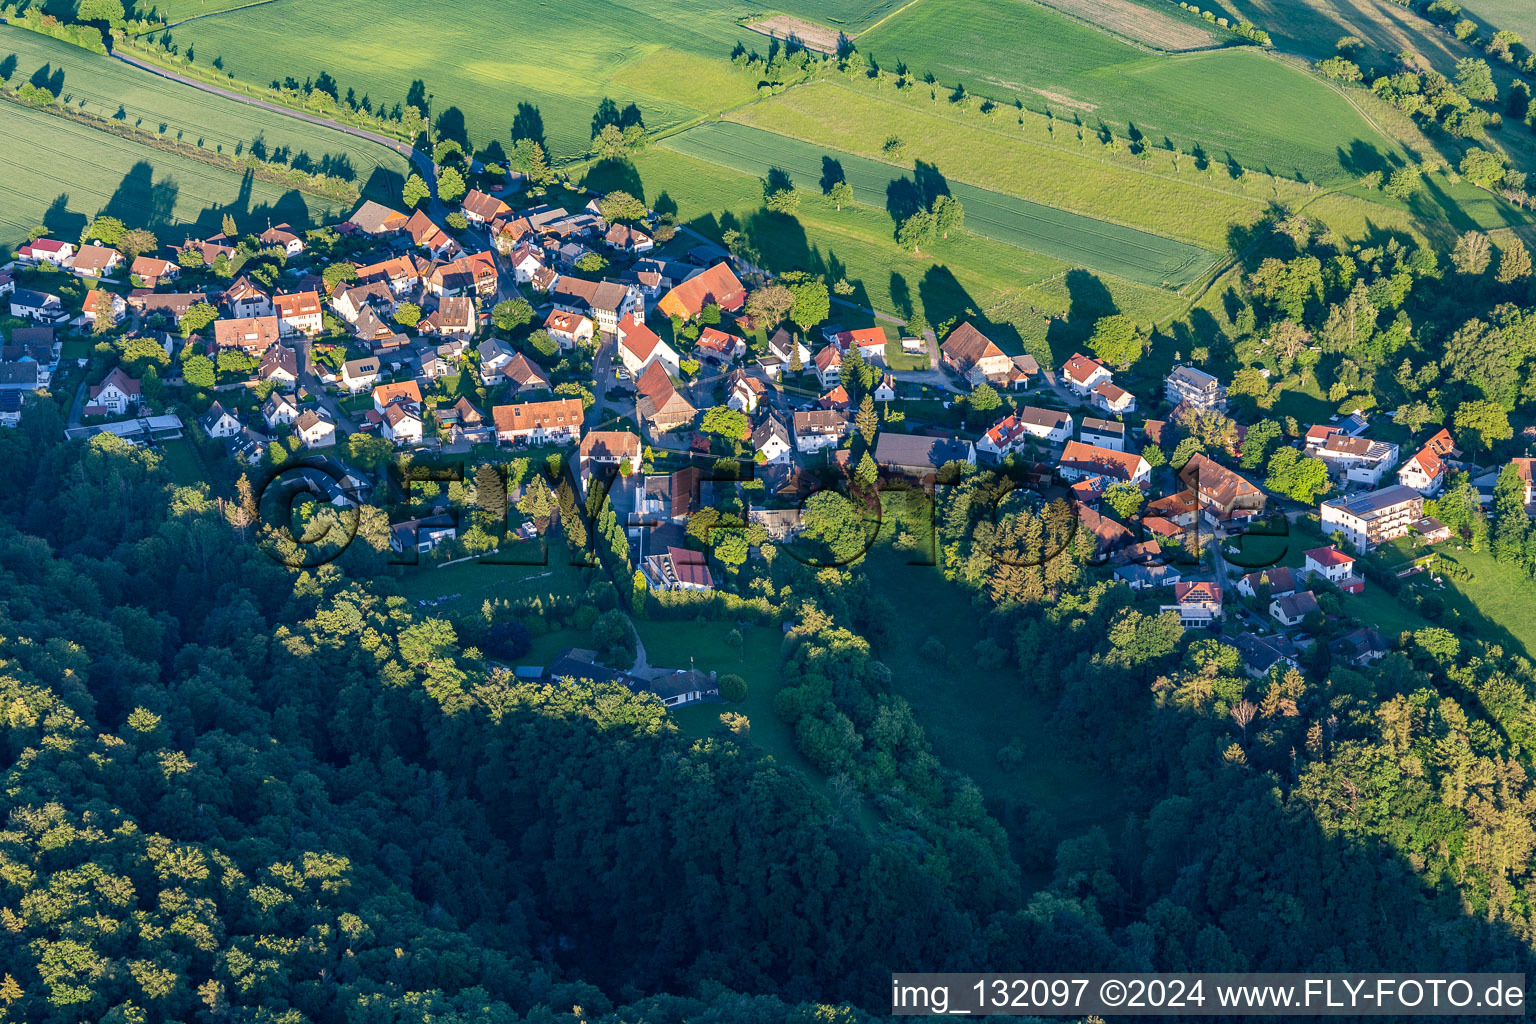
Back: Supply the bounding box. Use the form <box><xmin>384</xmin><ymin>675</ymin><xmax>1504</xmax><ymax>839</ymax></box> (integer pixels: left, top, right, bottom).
<box><xmin>745</xmin><ymin>208</ymin><xmax>812</xmax><ymax>275</ymax></box>
<box><xmin>42</xmin><ymin>194</ymin><xmax>88</xmax><ymax>242</ymax></box>
<box><xmin>889</xmin><ymin>272</ymin><xmax>913</xmax><ymax>319</ymax></box>
<box><xmin>1336</xmin><ymin>138</ymin><xmax>1394</xmax><ymax>178</ymax></box>
<box><xmin>363</xmin><ymin>164</ymin><xmax>405</xmax><ymax>206</ymax></box>
<box><xmin>101</xmin><ymin>161</ymin><xmax>180</xmax><ymax>232</ymax></box>
<box><xmin>1046</xmin><ymin>269</ymin><xmax>1117</xmax><ymax>358</ymax></box>
<box><xmin>886</xmin><ymin>176</ymin><xmax>923</xmax><ymax>224</ymax></box>
<box><xmin>820</xmin><ymin>156</ymin><xmax>845</xmax><ymax>193</ymax></box>
<box><xmin>0</xmin><ymin>55</ymin><xmax>17</xmax><ymax>82</ymax></box>
<box><xmin>435</xmin><ymin>106</ymin><xmax>469</xmax><ymax>150</ymax></box>
<box><xmin>913</xmin><ymin>160</ymin><xmax>949</xmax><ymax>207</ymax></box>
<box><xmin>581</xmin><ymin>158</ymin><xmax>644</xmax><ymax>203</ymax></box>
<box><xmin>511</xmin><ymin>102</ymin><xmax>545</xmax><ymax>149</ymax></box>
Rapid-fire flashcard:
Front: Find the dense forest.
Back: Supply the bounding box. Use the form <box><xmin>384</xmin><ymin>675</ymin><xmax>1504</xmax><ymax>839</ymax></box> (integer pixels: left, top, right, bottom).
<box><xmin>7</xmin><ymin>207</ymin><xmax>1536</xmax><ymax>1020</ymax></box>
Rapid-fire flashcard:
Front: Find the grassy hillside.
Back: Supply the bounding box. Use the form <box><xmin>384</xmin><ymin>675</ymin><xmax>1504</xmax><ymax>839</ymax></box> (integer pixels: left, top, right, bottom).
<box><xmin>666</xmin><ymin>120</ymin><xmax>1218</xmax><ymax>287</ymax></box>
<box><xmin>156</xmin><ymin>0</ymin><xmax>763</xmax><ymax>161</ymax></box>
<box><xmin>587</xmin><ymin>146</ymin><xmax>1185</xmax><ymax>360</ymax></box>
<box><xmin>0</xmin><ymin>26</ymin><xmax>408</xmax><ymax>198</ymax></box>
<box><xmin>0</xmin><ymin>98</ymin><xmax>355</xmax><ymax>244</ymax></box>
<box><xmin>858</xmin><ymin>0</ymin><xmax>1404</xmax><ymax>184</ymax></box>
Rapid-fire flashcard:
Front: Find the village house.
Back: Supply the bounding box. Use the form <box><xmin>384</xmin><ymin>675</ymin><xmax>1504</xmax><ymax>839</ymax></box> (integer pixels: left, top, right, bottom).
<box><xmin>372</xmin><ymin>380</ymin><xmax>422</xmax><ymax>415</ymax></box>
<box><xmin>129</xmin><ymin>255</ymin><xmax>179</xmax><ymax>288</ymax></box>
<box><xmin>1180</xmin><ymin>453</ymin><xmax>1264</xmax><ymax>526</ymax></box>
<box><xmin>340</xmin><ymin>356</ymin><xmax>381</xmax><ymax>393</ymax></box>
<box><xmin>71</xmin><ymin>243</ymin><xmax>124</xmax><ymax>279</ymax></box>
<box><xmin>440</xmin><ymin>396</ymin><xmax>492</xmax><ymax>443</ymax></box>
<box><xmin>1331</xmin><ymin>627</ymin><xmax>1391</xmax><ymax>666</ymax></box>
<box><xmin>792</xmin><ymin>409</ymin><xmax>848</xmax><ymax>453</ymax></box>
<box><xmin>11</xmin><ymin>289</ymin><xmax>67</xmax><ymax>323</ymax></box>
<box><xmin>656</xmin><ymin>262</ymin><xmax>745</xmax><ymax>321</ymax></box>
<box><xmin>477</xmin><ymin>339</ymin><xmax>516</xmax><ymax>385</ymax></box>
<box><xmin>940</xmin><ymin>322</ymin><xmax>1017</xmax><ymax>386</ymax></box>
<box><xmin>1270</xmin><ymin>590</ymin><xmax>1321</xmax><ymax>627</ymax></box>
<box><xmin>80</xmin><ymin>290</ymin><xmax>127</xmax><ymax>326</ymax></box>
<box><xmin>129</xmin><ymin>291</ymin><xmax>206</xmax><ymax>321</ymax></box>
<box><xmin>223</xmin><ymin>275</ymin><xmax>274</xmax><ymax>319</ymax></box>
<box><xmin>818</xmin><ymin>384</ymin><xmax>851</xmax><ymax>411</ymax></box>
<box><xmin>86</xmin><ymin>368</ymin><xmax>141</xmax><ymax>416</ymax></box>
<box><xmin>726</xmin><ymin>368</ymin><xmax>768</xmax><ymax>413</ymax></box>
<box><xmin>875</xmin><ymin>434</ymin><xmax>977</xmax><ymax>478</ymax></box>
<box><xmin>506</xmin><ymin>244</ymin><xmax>547</xmax><ymax>284</ymax></box>
<box><xmin>1320</xmin><ymin>484</ymin><xmax>1423</xmax><ymax>552</ymax></box>
<box><xmin>332</xmin><ymin>281</ymin><xmax>396</xmax><ymax>323</ymax></box>
<box><xmin>423</xmin><ymin>296</ymin><xmax>476</xmax><ymax>336</ymax></box>
<box><xmin>642</xmin><ymin>546</ymin><xmax>714</xmax><ymax>592</ymax></box>
<box><xmin>262</xmin><ymin>391</ymin><xmax>300</xmax><ymax>429</ymax></box>
<box><xmin>578</xmin><ymin>430</ymin><xmax>642</xmax><ymax>488</ymax></box>
<box><xmin>492</xmin><ymin>396</ymin><xmax>585</xmax><ymax>445</ymax></box>
<box><xmin>1061</xmin><ymin>352</ymin><xmax>1113</xmax><ymax>396</ymax></box>
<box><xmin>1161</xmin><ymin>580</ymin><xmax>1223</xmax><ymax>628</ymax></box>
<box><xmin>758</xmin><ymin>328</ymin><xmax>812</xmax><ymax>378</ymax></box>
<box><xmin>546</xmin><ymin>309</ymin><xmax>596</xmax><ymax>350</ymax></box>
<box><xmin>1511</xmin><ymin>458</ymin><xmax>1536</xmax><ymax>505</ymax></box>
<box><xmin>1237</xmin><ymin>566</ymin><xmax>1298</xmax><ymax>599</ymax></box>
<box><xmin>258</xmin><ymin>346</ymin><xmax>299</xmax><ymax>386</ymax></box>
<box><xmin>753</xmin><ymin>415</ymin><xmax>793</xmax><ymax>464</ymax></box>
<box><xmin>461</xmin><ymin>189</ymin><xmax>512</xmax><ymax>226</ymax></box>
<box><xmin>354</xmin><ymin>255</ymin><xmax>422</xmax><ymax>295</ymax></box>
<box><xmin>551</xmin><ymin>277</ymin><xmax>641</xmax><ymax>336</ymax></box>
<box><xmin>873</xmin><ymin>373</ymin><xmax>898</xmax><ymax>402</ymax></box>
<box><xmin>832</xmin><ymin>327</ymin><xmax>888</xmax><ymax>365</ymax></box>
<box><xmin>391</xmin><ymin>514</ymin><xmax>459</xmax><ymax>556</ymax></box>
<box><xmin>1091</xmin><ymin>380</ymin><xmax>1137</xmax><ymax>415</ymax></box>
<box><xmin>1164</xmin><ymin>365</ymin><xmax>1227</xmax><ymax>410</ymax></box>
<box><xmin>427</xmin><ymin>252</ymin><xmax>499</xmax><ymax>298</ymax></box>
<box><xmin>259</xmin><ymin>223</ymin><xmax>304</xmax><ymax>256</ymax></box>
<box><xmin>1233</xmin><ymin>633</ymin><xmax>1301</xmax><ymax>679</ymax></box>
<box><xmin>1397</xmin><ymin>428</ymin><xmax>1458</xmax><ymax>496</ymax></box>
<box><xmin>812</xmin><ymin>345</ymin><xmax>842</xmax><ymax>388</ymax></box>
<box><xmin>1303</xmin><ymin>545</ymin><xmax>1364</xmax><ymax>593</ymax></box>
<box><xmin>380</xmin><ymin>401</ymin><xmax>424</xmax><ymax>445</ymax></box>
<box><xmin>635</xmin><ymin>361</ymin><xmax>696</xmax><ymax>433</ymax></box>
<box><xmin>296</xmin><ymin>408</ymin><xmax>337</xmax><ymax>448</ymax></box>
<box><xmin>605</xmin><ymin>222</ymin><xmax>654</xmax><ymax>253</ymax></box>
<box><xmin>345</xmin><ymin>200</ymin><xmax>408</xmax><ymax>235</ymax></box>
<box><xmin>982</xmin><ymin>408</ymin><xmax>1074</xmax><ymax>460</ymax></box>
<box><xmin>503</xmin><ymin>353</ymin><xmax>552</xmax><ymax>395</ymax></box>
<box><xmin>616</xmin><ymin>314</ymin><xmax>679</xmax><ymax>373</ymax></box>
<box><xmin>198</xmin><ymin>401</ymin><xmax>242</xmax><ymax>439</ymax></box>
<box><xmin>1315</xmin><ymin>433</ymin><xmax>1401</xmax><ymax>487</ymax></box>
<box><xmin>1079</xmin><ymin>417</ymin><xmax>1126</xmax><ymax>452</ymax></box>
<box><xmin>405</xmin><ymin>210</ymin><xmax>458</xmax><ymax>258</ymax></box>
<box><xmin>19</xmin><ymin>238</ymin><xmax>76</xmax><ymax>267</ymax></box>
<box><xmin>274</xmin><ymin>291</ymin><xmax>324</xmax><ymax>336</ymax></box>
<box><xmin>1058</xmin><ymin>440</ymin><xmax>1151</xmax><ymax>486</ymax></box>
<box><xmin>641</xmin><ymin>467</ymin><xmax>702</xmax><ymax>524</ymax></box>
<box><xmin>696</xmin><ymin>326</ymin><xmax>746</xmax><ymax>364</ymax></box>
<box><xmin>213</xmin><ymin>316</ymin><xmax>281</xmax><ymax>356</ymax></box>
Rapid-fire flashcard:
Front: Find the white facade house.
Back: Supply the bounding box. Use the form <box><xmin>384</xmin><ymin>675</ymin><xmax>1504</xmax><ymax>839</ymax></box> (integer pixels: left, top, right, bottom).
<box><xmin>1079</xmin><ymin>417</ymin><xmax>1126</xmax><ymax>452</ymax></box>
<box><xmin>1320</xmin><ymin>485</ymin><xmax>1423</xmax><ymax>552</ymax></box>
<box><xmin>978</xmin><ymin>407</ymin><xmax>1072</xmax><ymax>457</ymax></box>
<box><xmin>616</xmin><ymin>315</ymin><xmax>679</xmax><ymax>375</ymax></box>
<box><xmin>1317</xmin><ymin>434</ymin><xmax>1400</xmax><ymax>487</ymax></box>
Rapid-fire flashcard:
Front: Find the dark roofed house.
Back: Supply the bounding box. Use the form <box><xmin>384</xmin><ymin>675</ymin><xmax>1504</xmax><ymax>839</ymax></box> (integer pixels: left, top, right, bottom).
<box><xmin>1232</xmin><ymin>633</ymin><xmax>1301</xmax><ymax>679</ymax></box>
<box><xmin>874</xmin><ymin>433</ymin><xmax>977</xmax><ymax>477</ymax></box>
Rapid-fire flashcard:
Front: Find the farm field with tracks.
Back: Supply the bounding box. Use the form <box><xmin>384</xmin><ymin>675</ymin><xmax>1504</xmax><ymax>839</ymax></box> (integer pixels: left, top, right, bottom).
<box><xmin>154</xmin><ymin>0</ymin><xmax>763</xmax><ymax>161</ymax></box>
<box><xmin>858</xmin><ymin>0</ymin><xmax>1404</xmax><ymax>185</ymax></box>
<box><xmin>0</xmin><ymin>27</ymin><xmax>409</xmax><ymax>198</ymax></box>
<box><xmin>0</xmin><ymin>96</ymin><xmax>357</xmax><ymax>244</ymax></box>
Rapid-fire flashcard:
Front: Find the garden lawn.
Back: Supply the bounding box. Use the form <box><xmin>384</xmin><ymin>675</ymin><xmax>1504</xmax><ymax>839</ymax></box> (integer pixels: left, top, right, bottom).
<box><xmin>0</xmin><ymin>97</ymin><xmax>357</xmax><ymax>246</ymax></box>
<box><xmin>157</xmin><ymin>0</ymin><xmax>762</xmax><ymax>162</ymax></box>
<box><xmin>1428</xmin><ymin>544</ymin><xmax>1536</xmax><ymax>661</ymax></box>
<box><xmin>0</xmin><ymin>28</ymin><xmax>409</xmax><ymax>201</ymax></box>
<box><xmin>666</xmin><ymin>121</ymin><xmax>1218</xmax><ymax>289</ymax></box>
<box><xmin>391</xmin><ymin>539</ymin><xmax>598</xmax><ymax>614</ymax></box>
<box><xmin>156</xmin><ymin>437</ymin><xmax>208</xmax><ymax>485</ymax></box>
<box><xmin>858</xmin><ymin>0</ymin><xmax>1402</xmax><ymax>185</ymax></box>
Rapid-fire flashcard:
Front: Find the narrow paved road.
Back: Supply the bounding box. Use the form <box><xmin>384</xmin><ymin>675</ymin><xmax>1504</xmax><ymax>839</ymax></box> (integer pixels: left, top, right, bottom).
<box><xmin>111</xmin><ymin>50</ymin><xmax>437</xmax><ymax>190</ymax></box>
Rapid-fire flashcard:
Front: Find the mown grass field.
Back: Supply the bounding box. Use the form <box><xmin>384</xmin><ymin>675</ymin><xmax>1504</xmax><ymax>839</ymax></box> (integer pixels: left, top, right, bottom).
<box><xmin>0</xmin><ymin>97</ymin><xmax>357</xmax><ymax>245</ymax></box>
<box><xmin>727</xmin><ymin>81</ymin><xmax>1263</xmax><ymax>250</ymax></box>
<box><xmin>589</xmin><ymin>146</ymin><xmax>1185</xmax><ymax>361</ymax></box>
<box><xmin>667</xmin><ymin>121</ymin><xmax>1218</xmax><ymax>288</ymax></box>
<box><xmin>858</xmin><ymin>0</ymin><xmax>1403</xmax><ymax>185</ymax></box>
<box><xmin>132</xmin><ymin>0</ymin><xmax>278</xmax><ymax>24</ymax></box>
<box><xmin>0</xmin><ymin>27</ymin><xmax>409</xmax><ymax>197</ymax></box>
<box><xmin>158</xmin><ymin>0</ymin><xmax>762</xmax><ymax>162</ymax></box>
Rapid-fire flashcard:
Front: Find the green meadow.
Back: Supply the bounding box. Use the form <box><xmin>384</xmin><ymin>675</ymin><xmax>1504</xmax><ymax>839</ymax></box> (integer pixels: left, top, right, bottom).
<box><xmin>0</xmin><ymin>27</ymin><xmax>408</xmax><ymax>198</ymax></box>
<box><xmin>155</xmin><ymin>0</ymin><xmax>763</xmax><ymax>161</ymax></box>
<box><xmin>665</xmin><ymin>120</ymin><xmax>1218</xmax><ymax>288</ymax></box>
<box><xmin>0</xmin><ymin>97</ymin><xmax>356</xmax><ymax>245</ymax></box>
<box><xmin>858</xmin><ymin>0</ymin><xmax>1403</xmax><ymax>184</ymax></box>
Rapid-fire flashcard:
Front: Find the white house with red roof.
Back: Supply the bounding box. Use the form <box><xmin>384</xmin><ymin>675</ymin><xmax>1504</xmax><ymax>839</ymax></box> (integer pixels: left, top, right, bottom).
<box><xmin>545</xmin><ymin>309</ymin><xmax>596</xmax><ymax>349</ymax></box>
<box><xmin>1161</xmin><ymin>581</ymin><xmax>1223</xmax><ymax>628</ymax></box>
<box><xmin>1061</xmin><ymin>352</ymin><xmax>1112</xmax><ymax>395</ymax></box>
<box><xmin>812</xmin><ymin>345</ymin><xmax>842</xmax><ymax>388</ymax></box>
<box><xmin>18</xmin><ymin>239</ymin><xmax>75</xmax><ymax>267</ymax></box>
<box><xmin>832</xmin><ymin>326</ymin><xmax>887</xmax><ymax>364</ymax></box>
<box><xmin>1303</xmin><ymin>545</ymin><xmax>1364</xmax><ymax>594</ymax></box>
<box><xmin>616</xmin><ymin>314</ymin><xmax>679</xmax><ymax>375</ymax></box>
<box><xmin>87</xmin><ymin>367</ymin><xmax>141</xmax><ymax>415</ymax></box>
<box><xmin>1397</xmin><ymin>429</ymin><xmax>1457</xmax><ymax>496</ymax></box>
<box><xmin>695</xmin><ymin>326</ymin><xmax>746</xmax><ymax>364</ymax></box>
<box><xmin>1057</xmin><ymin>440</ymin><xmax>1150</xmax><ymax>486</ymax></box>
<box><xmin>1092</xmin><ymin>380</ymin><xmax>1136</xmax><ymax>415</ymax></box>
<box><xmin>978</xmin><ymin>407</ymin><xmax>1072</xmax><ymax>458</ymax></box>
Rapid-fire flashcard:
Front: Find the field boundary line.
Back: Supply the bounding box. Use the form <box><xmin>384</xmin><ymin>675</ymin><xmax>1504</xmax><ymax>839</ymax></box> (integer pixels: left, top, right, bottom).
<box><xmin>137</xmin><ymin>0</ymin><xmax>287</xmax><ymax>34</ymax></box>
<box><xmin>855</xmin><ymin>0</ymin><xmax>931</xmax><ymax>37</ymax></box>
<box><xmin>1018</xmin><ymin>0</ymin><xmax>1230</xmax><ymax>54</ymax></box>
